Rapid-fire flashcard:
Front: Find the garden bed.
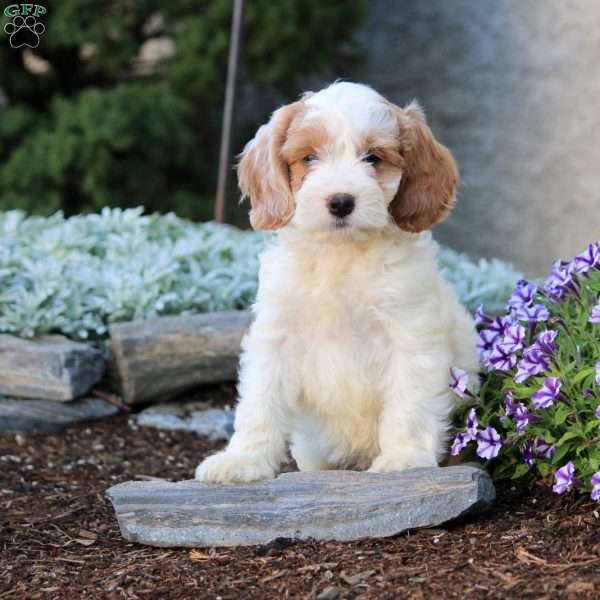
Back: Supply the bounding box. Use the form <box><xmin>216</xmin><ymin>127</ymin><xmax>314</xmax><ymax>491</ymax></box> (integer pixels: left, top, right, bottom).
<box><xmin>2</xmin><ymin>385</ymin><xmax>599</xmax><ymax>599</ymax></box>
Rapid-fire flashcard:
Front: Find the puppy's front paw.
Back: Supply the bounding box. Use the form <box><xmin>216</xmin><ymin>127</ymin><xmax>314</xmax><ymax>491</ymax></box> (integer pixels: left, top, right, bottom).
<box><xmin>369</xmin><ymin>449</ymin><xmax>437</xmax><ymax>473</ymax></box>
<box><xmin>195</xmin><ymin>450</ymin><xmax>276</xmax><ymax>484</ymax></box>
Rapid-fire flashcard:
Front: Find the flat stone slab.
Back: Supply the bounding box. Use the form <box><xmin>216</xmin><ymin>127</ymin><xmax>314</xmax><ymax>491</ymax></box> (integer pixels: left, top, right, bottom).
<box><xmin>109</xmin><ymin>311</ymin><xmax>252</xmax><ymax>405</ymax></box>
<box><xmin>0</xmin><ymin>396</ymin><xmax>119</xmax><ymax>433</ymax></box>
<box><xmin>106</xmin><ymin>466</ymin><xmax>494</xmax><ymax>547</ymax></box>
<box><xmin>0</xmin><ymin>334</ymin><xmax>105</xmax><ymax>401</ymax></box>
<box><xmin>137</xmin><ymin>404</ymin><xmax>234</xmax><ymax>442</ymax></box>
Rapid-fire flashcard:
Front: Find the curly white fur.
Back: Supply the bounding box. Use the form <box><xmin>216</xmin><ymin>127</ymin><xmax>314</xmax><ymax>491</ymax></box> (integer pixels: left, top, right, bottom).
<box><xmin>196</xmin><ymin>82</ymin><xmax>478</xmax><ymax>483</ymax></box>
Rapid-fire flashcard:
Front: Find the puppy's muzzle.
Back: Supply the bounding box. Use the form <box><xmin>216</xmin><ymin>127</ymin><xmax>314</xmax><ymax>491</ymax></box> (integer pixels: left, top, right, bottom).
<box><xmin>327</xmin><ymin>193</ymin><xmax>355</xmax><ymax>219</ymax></box>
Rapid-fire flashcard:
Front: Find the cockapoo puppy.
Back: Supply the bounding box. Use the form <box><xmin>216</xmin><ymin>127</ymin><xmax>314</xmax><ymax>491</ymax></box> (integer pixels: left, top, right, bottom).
<box><xmin>196</xmin><ymin>82</ymin><xmax>478</xmax><ymax>483</ymax></box>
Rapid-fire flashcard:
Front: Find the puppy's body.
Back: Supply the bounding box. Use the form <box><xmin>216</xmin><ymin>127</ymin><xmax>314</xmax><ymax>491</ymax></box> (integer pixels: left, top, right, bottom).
<box><xmin>196</xmin><ymin>82</ymin><xmax>478</xmax><ymax>483</ymax></box>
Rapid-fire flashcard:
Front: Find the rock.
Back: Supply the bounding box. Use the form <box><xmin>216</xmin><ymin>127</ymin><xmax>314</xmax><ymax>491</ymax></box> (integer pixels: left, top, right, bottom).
<box><xmin>0</xmin><ymin>334</ymin><xmax>105</xmax><ymax>401</ymax></box>
<box><xmin>316</xmin><ymin>587</ymin><xmax>340</xmax><ymax>600</ymax></box>
<box><xmin>0</xmin><ymin>396</ymin><xmax>119</xmax><ymax>433</ymax></box>
<box><xmin>137</xmin><ymin>404</ymin><xmax>234</xmax><ymax>442</ymax></box>
<box><xmin>106</xmin><ymin>465</ymin><xmax>495</xmax><ymax>547</ymax></box>
<box><xmin>109</xmin><ymin>311</ymin><xmax>252</xmax><ymax>405</ymax></box>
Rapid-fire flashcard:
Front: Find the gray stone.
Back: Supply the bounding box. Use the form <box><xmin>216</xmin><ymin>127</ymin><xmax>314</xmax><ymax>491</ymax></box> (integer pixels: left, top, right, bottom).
<box><xmin>109</xmin><ymin>311</ymin><xmax>252</xmax><ymax>405</ymax></box>
<box><xmin>0</xmin><ymin>334</ymin><xmax>105</xmax><ymax>401</ymax></box>
<box><xmin>137</xmin><ymin>404</ymin><xmax>234</xmax><ymax>442</ymax></box>
<box><xmin>0</xmin><ymin>396</ymin><xmax>119</xmax><ymax>433</ymax></box>
<box><xmin>106</xmin><ymin>465</ymin><xmax>494</xmax><ymax>547</ymax></box>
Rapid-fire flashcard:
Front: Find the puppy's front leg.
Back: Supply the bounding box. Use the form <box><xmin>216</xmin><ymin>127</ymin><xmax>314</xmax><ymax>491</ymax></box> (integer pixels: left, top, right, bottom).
<box><xmin>195</xmin><ymin>336</ymin><xmax>291</xmax><ymax>483</ymax></box>
<box><xmin>370</xmin><ymin>353</ymin><xmax>453</xmax><ymax>472</ymax></box>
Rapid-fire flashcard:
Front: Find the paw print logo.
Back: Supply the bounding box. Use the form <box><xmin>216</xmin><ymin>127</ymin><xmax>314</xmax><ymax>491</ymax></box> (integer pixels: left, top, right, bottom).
<box><xmin>4</xmin><ymin>15</ymin><xmax>45</xmax><ymax>49</ymax></box>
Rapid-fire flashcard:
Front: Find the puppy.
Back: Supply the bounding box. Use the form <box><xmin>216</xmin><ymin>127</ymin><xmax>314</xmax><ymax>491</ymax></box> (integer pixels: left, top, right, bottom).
<box><xmin>196</xmin><ymin>82</ymin><xmax>478</xmax><ymax>483</ymax></box>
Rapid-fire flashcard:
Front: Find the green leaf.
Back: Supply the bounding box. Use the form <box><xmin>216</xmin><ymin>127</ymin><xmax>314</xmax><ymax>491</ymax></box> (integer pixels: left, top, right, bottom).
<box><xmin>555</xmin><ymin>430</ymin><xmax>582</xmax><ymax>447</ymax></box>
<box><xmin>551</xmin><ymin>443</ymin><xmax>572</xmax><ymax>464</ymax></box>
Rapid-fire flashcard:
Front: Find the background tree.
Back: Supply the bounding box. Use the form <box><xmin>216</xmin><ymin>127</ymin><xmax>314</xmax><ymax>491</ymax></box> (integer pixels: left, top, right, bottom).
<box><xmin>0</xmin><ymin>0</ymin><xmax>365</xmax><ymax>221</ymax></box>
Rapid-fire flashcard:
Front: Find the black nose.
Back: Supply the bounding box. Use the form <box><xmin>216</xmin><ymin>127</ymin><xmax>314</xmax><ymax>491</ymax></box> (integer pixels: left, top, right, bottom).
<box><xmin>327</xmin><ymin>193</ymin><xmax>355</xmax><ymax>218</ymax></box>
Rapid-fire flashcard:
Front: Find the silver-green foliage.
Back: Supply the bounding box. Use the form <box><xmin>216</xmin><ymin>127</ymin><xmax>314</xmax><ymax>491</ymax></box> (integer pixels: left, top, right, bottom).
<box><xmin>0</xmin><ymin>208</ymin><xmax>521</xmax><ymax>340</ymax></box>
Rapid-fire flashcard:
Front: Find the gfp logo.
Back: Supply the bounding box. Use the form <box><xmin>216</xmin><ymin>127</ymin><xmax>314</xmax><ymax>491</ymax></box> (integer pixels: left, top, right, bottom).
<box><xmin>3</xmin><ymin>4</ymin><xmax>47</xmax><ymax>49</ymax></box>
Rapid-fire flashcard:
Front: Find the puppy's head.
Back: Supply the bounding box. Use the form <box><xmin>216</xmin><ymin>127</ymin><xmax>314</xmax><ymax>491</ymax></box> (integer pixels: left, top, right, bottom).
<box><xmin>238</xmin><ymin>82</ymin><xmax>458</xmax><ymax>233</ymax></box>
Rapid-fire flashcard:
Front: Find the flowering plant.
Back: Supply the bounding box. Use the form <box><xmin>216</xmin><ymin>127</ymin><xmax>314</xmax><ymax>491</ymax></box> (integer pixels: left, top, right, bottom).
<box><xmin>452</xmin><ymin>242</ymin><xmax>600</xmax><ymax>501</ymax></box>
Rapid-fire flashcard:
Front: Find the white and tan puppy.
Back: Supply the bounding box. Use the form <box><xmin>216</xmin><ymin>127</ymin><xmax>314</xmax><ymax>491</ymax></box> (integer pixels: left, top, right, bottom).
<box><xmin>196</xmin><ymin>82</ymin><xmax>478</xmax><ymax>483</ymax></box>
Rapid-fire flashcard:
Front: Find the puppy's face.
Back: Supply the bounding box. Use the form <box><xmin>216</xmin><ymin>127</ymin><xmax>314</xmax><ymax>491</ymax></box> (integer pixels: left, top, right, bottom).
<box><xmin>238</xmin><ymin>82</ymin><xmax>458</xmax><ymax>234</ymax></box>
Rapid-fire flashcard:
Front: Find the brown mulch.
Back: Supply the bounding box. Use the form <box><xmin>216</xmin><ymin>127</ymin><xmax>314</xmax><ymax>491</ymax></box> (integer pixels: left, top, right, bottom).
<box><xmin>1</xmin><ymin>387</ymin><xmax>599</xmax><ymax>599</ymax></box>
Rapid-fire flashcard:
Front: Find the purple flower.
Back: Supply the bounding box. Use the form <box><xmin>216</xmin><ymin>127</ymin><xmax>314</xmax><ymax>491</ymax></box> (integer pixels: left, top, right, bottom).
<box><xmin>571</xmin><ymin>243</ymin><xmax>599</xmax><ymax>276</ymax></box>
<box><xmin>596</xmin><ymin>405</ymin><xmax>600</xmax><ymax>419</ymax></box>
<box><xmin>489</xmin><ymin>342</ymin><xmax>518</xmax><ymax>372</ymax></box>
<box><xmin>515</xmin><ymin>348</ymin><xmax>549</xmax><ymax>383</ymax></box>
<box><xmin>596</xmin><ymin>361</ymin><xmax>600</xmax><ymax>387</ymax></box>
<box><xmin>466</xmin><ymin>408</ymin><xmax>478</xmax><ymax>439</ymax></box>
<box><xmin>522</xmin><ymin>441</ymin><xmax>535</xmax><ymax>469</ymax></box>
<box><xmin>501</xmin><ymin>324</ymin><xmax>526</xmax><ymax>353</ymax></box>
<box><xmin>451</xmin><ymin>432</ymin><xmax>470</xmax><ymax>456</ymax></box>
<box><xmin>536</xmin><ymin>330</ymin><xmax>558</xmax><ymax>355</ymax></box>
<box><xmin>476</xmin><ymin>426</ymin><xmax>502</xmax><ymax>459</ymax></box>
<box><xmin>552</xmin><ymin>462</ymin><xmax>578</xmax><ymax>495</ymax></box>
<box><xmin>532</xmin><ymin>377</ymin><xmax>562</xmax><ymax>409</ymax></box>
<box><xmin>488</xmin><ymin>316</ymin><xmax>516</xmax><ymax>337</ymax></box>
<box><xmin>477</xmin><ymin>329</ymin><xmax>500</xmax><ymax>364</ymax></box>
<box><xmin>513</xmin><ymin>303</ymin><xmax>550</xmax><ymax>324</ymax></box>
<box><xmin>590</xmin><ymin>304</ymin><xmax>600</xmax><ymax>324</ymax></box>
<box><xmin>536</xmin><ymin>437</ymin><xmax>555</xmax><ymax>459</ymax></box>
<box><xmin>544</xmin><ymin>260</ymin><xmax>578</xmax><ymax>300</ymax></box>
<box><xmin>507</xmin><ymin>280</ymin><xmax>538</xmax><ymax>310</ymax></box>
<box><xmin>514</xmin><ymin>403</ymin><xmax>536</xmax><ymax>433</ymax></box>
<box><xmin>591</xmin><ymin>472</ymin><xmax>600</xmax><ymax>501</ymax></box>
<box><xmin>514</xmin><ymin>331</ymin><xmax>557</xmax><ymax>383</ymax></box>
<box><xmin>474</xmin><ymin>305</ymin><xmax>493</xmax><ymax>327</ymax></box>
<box><xmin>449</xmin><ymin>367</ymin><xmax>469</xmax><ymax>397</ymax></box>
<box><xmin>504</xmin><ymin>391</ymin><xmax>518</xmax><ymax>416</ymax></box>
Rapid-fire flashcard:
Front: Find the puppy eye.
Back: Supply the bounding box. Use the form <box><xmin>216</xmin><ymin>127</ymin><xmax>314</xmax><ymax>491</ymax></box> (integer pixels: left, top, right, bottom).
<box><xmin>363</xmin><ymin>153</ymin><xmax>381</xmax><ymax>166</ymax></box>
<box><xmin>303</xmin><ymin>154</ymin><xmax>318</xmax><ymax>164</ymax></box>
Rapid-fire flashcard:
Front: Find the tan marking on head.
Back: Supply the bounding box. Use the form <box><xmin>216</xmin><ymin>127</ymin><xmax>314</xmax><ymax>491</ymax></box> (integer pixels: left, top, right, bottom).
<box><xmin>388</xmin><ymin>102</ymin><xmax>459</xmax><ymax>233</ymax></box>
<box><xmin>237</xmin><ymin>101</ymin><xmax>305</xmax><ymax>230</ymax></box>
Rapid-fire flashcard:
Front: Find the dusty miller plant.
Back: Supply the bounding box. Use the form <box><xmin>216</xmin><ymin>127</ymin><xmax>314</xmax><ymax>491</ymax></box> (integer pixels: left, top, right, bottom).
<box><xmin>0</xmin><ymin>208</ymin><xmax>521</xmax><ymax>341</ymax></box>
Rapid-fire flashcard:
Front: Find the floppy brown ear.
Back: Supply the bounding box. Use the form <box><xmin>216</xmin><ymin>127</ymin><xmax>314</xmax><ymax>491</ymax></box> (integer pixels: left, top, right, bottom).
<box><xmin>389</xmin><ymin>102</ymin><xmax>459</xmax><ymax>233</ymax></box>
<box><xmin>238</xmin><ymin>102</ymin><xmax>303</xmax><ymax>230</ymax></box>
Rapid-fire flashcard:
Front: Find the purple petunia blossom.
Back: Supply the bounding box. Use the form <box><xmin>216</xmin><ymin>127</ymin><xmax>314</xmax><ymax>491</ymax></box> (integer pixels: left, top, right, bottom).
<box><xmin>591</xmin><ymin>472</ymin><xmax>600</xmax><ymax>501</ymax></box>
<box><xmin>596</xmin><ymin>361</ymin><xmax>600</xmax><ymax>387</ymax></box>
<box><xmin>504</xmin><ymin>391</ymin><xmax>518</xmax><ymax>416</ymax></box>
<box><xmin>507</xmin><ymin>280</ymin><xmax>538</xmax><ymax>310</ymax></box>
<box><xmin>522</xmin><ymin>441</ymin><xmax>535</xmax><ymax>469</ymax></box>
<box><xmin>466</xmin><ymin>408</ymin><xmax>478</xmax><ymax>439</ymax></box>
<box><xmin>488</xmin><ymin>316</ymin><xmax>516</xmax><ymax>337</ymax></box>
<box><xmin>532</xmin><ymin>377</ymin><xmax>562</xmax><ymax>409</ymax></box>
<box><xmin>536</xmin><ymin>437</ymin><xmax>555</xmax><ymax>459</ymax></box>
<box><xmin>513</xmin><ymin>303</ymin><xmax>550</xmax><ymax>324</ymax></box>
<box><xmin>476</xmin><ymin>427</ymin><xmax>502</xmax><ymax>459</ymax></box>
<box><xmin>536</xmin><ymin>330</ymin><xmax>558</xmax><ymax>355</ymax></box>
<box><xmin>514</xmin><ymin>331</ymin><xmax>557</xmax><ymax>383</ymax></box>
<box><xmin>501</xmin><ymin>324</ymin><xmax>526</xmax><ymax>353</ymax></box>
<box><xmin>590</xmin><ymin>304</ymin><xmax>600</xmax><ymax>324</ymax></box>
<box><xmin>544</xmin><ymin>260</ymin><xmax>578</xmax><ymax>300</ymax></box>
<box><xmin>474</xmin><ymin>305</ymin><xmax>493</xmax><ymax>327</ymax></box>
<box><xmin>477</xmin><ymin>329</ymin><xmax>500</xmax><ymax>365</ymax></box>
<box><xmin>515</xmin><ymin>348</ymin><xmax>549</xmax><ymax>383</ymax></box>
<box><xmin>449</xmin><ymin>367</ymin><xmax>469</xmax><ymax>397</ymax></box>
<box><xmin>570</xmin><ymin>243</ymin><xmax>599</xmax><ymax>276</ymax></box>
<box><xmin>553</xmin><ymin>462</ymin><xmax>578</xmax><ymax>495</ymax></box>
<box><xmin>488</xmin><ymin>342</ymin><xmax>518</xmax><ymax>372</ymax></box>
<box><xmin>514</xmin><ymin>403</ymin><xmax>537</xmax><ymax>433</ymax></box>
<box><xmin>451</xmin><ymin>432</ymin><xmax>470</xmax><ymax>456</ymax></box>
